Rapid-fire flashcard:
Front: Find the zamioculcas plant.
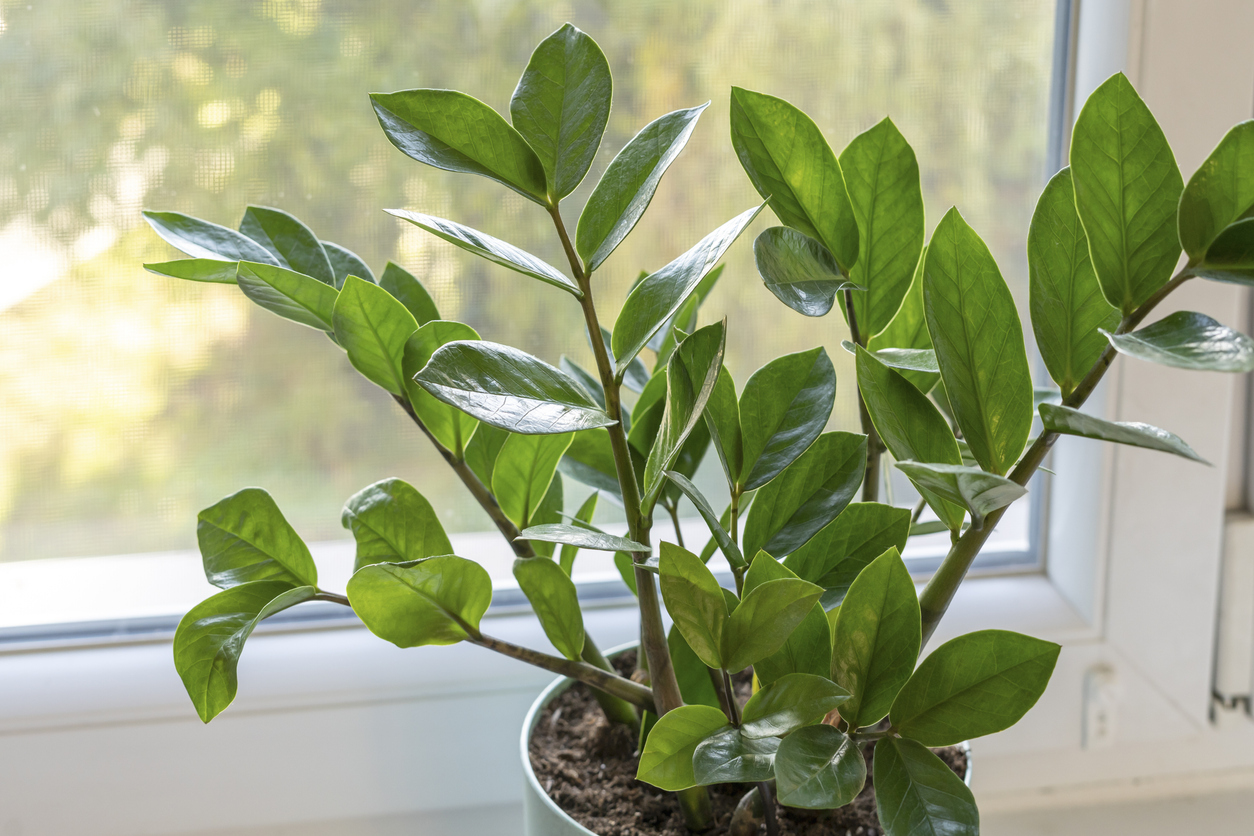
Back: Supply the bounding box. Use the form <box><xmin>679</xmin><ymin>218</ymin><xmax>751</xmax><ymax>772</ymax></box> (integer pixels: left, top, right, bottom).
<box><xmin>142</xmin><ymin>24</ymin><xmax>1254</xmax><ymax>836</ymax></box>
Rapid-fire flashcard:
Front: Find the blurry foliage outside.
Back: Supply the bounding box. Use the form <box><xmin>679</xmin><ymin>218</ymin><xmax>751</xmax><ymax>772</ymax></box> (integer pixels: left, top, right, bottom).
<box><xmin>0</xmin><ymin>0</ymin><xmax>1057</xmax><ymax>563</ymax></box>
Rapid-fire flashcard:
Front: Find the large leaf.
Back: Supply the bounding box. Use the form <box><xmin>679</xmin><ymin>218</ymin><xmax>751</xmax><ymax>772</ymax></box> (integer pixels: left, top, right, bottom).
<box><xmin>341</xmin><ymin>478</ymin><xmax>452</xmax><ymax>573</ymax></box>
<box><xmin>513</xmin><ymin>556</ymin><xmax>585</xmax><ymax>660</ymax></box>
<box><xmin>924</xmin><ymin>208</ymin><xmax>1033</xmax><ymax>475</ymax></box>
<box><xmin>415</xmin><ymin>341</ymin><xmax>615</xmax><ymax>434</ymax></box>
<box><xmin>1028</xmin><ymin>168</ymin><xmax>1121</xmax><ymax>396</ymax></box>
<box><xmin>509</xmin><ymin>23</ymin><xmax>611</xmax><ymax>201</ymax></box>
<box><xmin>895</xmin><ymin>461</ymin><xmax>1026</xmax><ymax>530</ymax></box>
<box><xmin>723</xmin><ymin>568</ymin><xmax>824</xmax><ymax>672</ymax></box>
<box><xmin>783</xmin><ymin>503</ymin><xmax>910</xmax><ymax>605</ymax></box>
<box><xmin>142</xmin><ymin>210</ymin><xmax>277</xmax><ymax>265</ymax></box>
<box><xmin>1179</xmin><ymin>121</ymin><xmax>1254</xmax><ymax>260</ymax></box>
<box><xmin>740</xmin><ymin>673</ymin><xmax>850</xmax><ymax>739</ymax></box>
<box><xmin>402</xmin><ymin>321</ymin><xmax>481</xmax><ymax>456</ymax></box>
<box><xmin>379</xmin><ymin>261</ymin><xmax>440</xmax><ymax>326</ymax></box>
<box><xmin>236</xmin><ymin>261</ymin><xmax>338</xmax><ymax>331</ymax></box>
<box><xmin>754</xmin><ymin>603</ymin><xmax>832</xmax><ymax>687</ymax></box>
<box><xmin>370</xmin><ymin>89</ymin><xmax>548</xmax><ymax>204</ymax></box>
<box><xmin>576</xmin><ymin>104</ymin><xmax>708</xmax><ymax>271</ymax></box>
<box><xmin>663</xmin><ymin>470</ymin><xmax>746</xmax><ymax>570</ymax></box>
<box><xmin>753</xmin><ymin>226</ymin><xmax>852</xmax><ymax>317</ymax></box>
<box><xmin>558</xmin><ymin>428</ymin><xmax>622</xmax><ymax>501</ymax></box>
<box><xmin>144</xmin><ymin>258</ymin><xmax>243</xmax><ymax>284</ymax></box>
<box><xmin>874</xmin><ymin>737</ymin><xmax>979</xmax><ymax>836</ymax></box>
<box><xmin>1070</xmin><ymin>72</ymin><xmax>1183</xmax><ymax>312</ymax></box>
<box><xmin>774</xmin><ymin>725</ymin><xmax>866</xmax><ymax>810</ymax></box>
<box><xmin>891</xmin><ymin>629</ymin><xmax>1060</xmax><ymax>746</ymax></box>
<box><xmin>347</xmin><ymin>556</ymin><xmax>493</xmax><ymax>647</ymax></box>
<box><xmin>636</xmin><ymin>704</ymin><xmax>730</xmax><ymax>791</ymax></box>
<box><xmin>839</xmin><ymin>117</ymin><xmax>926</xmax><ymax>337</ymax></box>
<box><xmin>612</xmin><ymin>205</ymin><xmax>762</xmax><ymax>369</ymax></box>
<box><xmin>704</xmin><ymin>366</ymin><xmax>744</xmax><ymax>485</ymax></box>
<box><xmin>385</xmin><ymin>210</ymin><xmax>579</xmax><ymax>296</ymax></box>
<box><xmin>659</xmin><ymin>541</ymin><xmax>729</xmax><ymax>670</ymax></box>
<box><xmin>1102</xmin><ymin>310</ymin><xmax>1254</xmax><ymax>372</ymax></box>
<box><xmin>323</xmin><ymin>240</ymin><xmax>375</xmax><ymax>287</ymax></box>
<box><xmin>197</xmin><ymin>487</ymin><xmax>317</xmax><ymax>589</ymax></box>
<box><xmin>742</xmin><ymin>432</ymin><xmax>867</xmax><ymax>559</ymax></box>
<box><xmin>174</xmin><ymin>581</ymin><xmax>317</xmax><ymax>723</ymax></box>
<box><xmin>334</xmin><ymin>275</ymin><xmax>419</xmax><ymax>395</ymax></box>
<box><xmin>693</xmin><ymin>727</ymin><xmax>780</xmax><ymax>785</ymax></box>
<box><xmin>729</xmin><ymin>87</ymin><xmax>859</xmax><ymax>271</ymax></box>
<box><xmin>239</xmin><ymin>205</ymin><xmax>335</xmax><ymax>285</ymax></box>
<box><xmin>1040</xmin><ymin>403</ymin><xmax>1206</xmax><ymax>463</ymax></box>
<box><xmin>829</xmin><ymin>548</ymin><xmax>920</xmax><ymax>729</ymax></box>
<box><xmin>739</xmin><ymin>347</ymin><xmax>837</xmax><ymax>491</ymax></box>
<box><xmin>492</xmin><ymin>432</ymin><xmax>574</xmax><ymax>530</ymax></box>
<box><xmin>518</xmin><ymin>524</ymin><xmax>646</xmax><ymax>553</ymax></box>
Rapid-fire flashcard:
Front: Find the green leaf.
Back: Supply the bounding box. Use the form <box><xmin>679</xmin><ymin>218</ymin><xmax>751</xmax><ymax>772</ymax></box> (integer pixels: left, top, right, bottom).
<box><xmin>874</xmin><ymin>737</ymin><xmax>978</xmax><ymax>836</ymax></box>
<box><xmin>236</xmin><ymin>261</ymin><xmax>338</xmax><ymax>331</ymax></box>
<box><xmin>723</xmin><ymin>573</ymin><xmax>823</xmax><ymax>672</ymax></box>
<box><xmin>1102</xmin><ymin>310</ymin><xmax>1254</xmax><ymax>372</ymax></box>
<box><xmin>464</xmin><ymin>423</ymin><xmax>510</xmax><ymax>489</ymax></box>
<box><xmin>614</xmin><ymin>551</ymin><xmax>638</xmax><ymax>596</ymax></box>
<box><xmin>513</xmin><ymin>556</ymin><xmax>585</xmax><ymax>660</ymax></box>
<box><xmin>576</xmin><ymin>104</ymin><xmax>708</xmax><ymax>271</ymax></box>
<box><xmin>774</xmin><ymin>724</ymin><xmax>866</xmax><ymax>810</ymax></box>
<box><xmin>659</xmin><ymin>541</ymin><xmax>729</xmax><ymax>670</ymax></box>
<box><xmin>754</xmin><ymin>602</ymin><xmax>832</xmax><ymax>687</ymax></box>
<box><xmin>730</xmin><ymin>87</ymin><xmax>859</xmax><ymax>271</ymax></box>
<box><xmin>347</xmin><ymin>555</ymin><xmax>493</xmax><ymax>647</ymax></box>
<box><xmin>743</xmin><ymin>432</ymin><xmax>867</xmax><ymax>559</ymax></box>
<box><xmin>647</xmin><ymin>264</ymin><xmax>724</xmax><ymax>357</ymax></box>
<box><xmin>1179</xmin><ymin>121</ymin><xmax>1254</xmax><ymax>260</ymax></box>
<box><xmin>663</xmin><ymin>470</ymin><xmax>747</xmax><ymax>569</ymax></box>
<box><xmin>1194</xmin><ymin>218</ymin><xmax>1254</xmax><ymax>284</ymax></box>
<box><xmin>341</xmin><ymin>478</ymin><xmax>452</xmax><ymax>573</ymax></box>
<box><xmin>693</xmin><ymin>726</ymin><xmax>780</xmax><ymax>785</ymax></box>
<box><xmin>558</xmin><ymin>492</ymin><xmax>599</xmax><ymax>575</ymax></box>
<box><xmin>519</xmin><ymin>523</ymin><xmax>646</xmax><ymax>553</ymax></box>
<box><xmin>740</xmin><ymin>672</ymin><xmax>850</xmax><ymax>739</ymax></box>
<box><xmin>612</xmin><ymin>206</ymin><xmax>762</xmax><ymax>369</ymax></box>
<box><xmin>416</xmin><ymin>341</ymin><xmax>615</xmax><ymax>434</ymax></box>
<box><xmin>1040</xmin><ymin>403</ymin><xmax>1207</xmax><ymax>464</ymax></box>
<box><xmin>839</xmin><ymin>117</ymin><xmax>926</xmax><ymax>336</ymax></box>
<box><xmin>196</xmin><ymin>487</ymin><xmax>318</xmax><ymax>589</ymax></box>
<box><xmin>668</xmin><ymin>624</ymin><xmax>722</xmax><ymax>708</ymax></box>
<box><xmin>509</xmin><ymin>23</ymin><xmax>611</xmax><ymax>201</ymax></box>
<box><xmin>892</xmin><ymin>629</ymin><xmax>1060</xmax><ymax>746</ymax></box>
<box><xmin>379</xmin><ymin>261</ymin><xmax>440</xmax><ymax>326</ymax></box>
<box><xmin>752</xmin><ymin>226</ymin><xmax>853</xmax><ymax>317</ymax></box>
<box><xmin>402</xmin><ymin>321</ymin><xmax>481</xmax><ymax>457</ymax></box>
<box><xmin>493</xmin><ymin>432</ymin><xmax>574</xmax><ymax>530</ymax></box>
<box><xmin>662</xmin><ymin>419</ymin><xmax>711</xmax><ymax>507</ymax></box>
<box><xmin>739</xmin><ymin>347</ymin><xmax>838</xmax><ymax>491</ymax></box>
<box><xmin>174</xmin><ymin>581</ymin><xmax>317</xmax><ymax>723</ymax></box>
<box><xmin>847</xmin><ymin>344</ymin><xmax>938</xmax><ymax>376</ymax></box>
<box><xmin>558</xmin><ymin>428</ymin><xmax>622</xmax><ymax>501</ymax></box>
<box><xmin>144</xmin><ymin>258</ymin><xmax>240</xmax><ymax>284</ymax></box>
<box><xmin>830</xmin><ymin>547</ymin><xmax>920</xmax><ymax>729</ymax></box>
<box><xmin>704</xmin><ymin>366</ymin><xmax>744</xmax><ymax>485</ymax></box>
<box><xmin>1028</xmin><ymin>168</ymin><xmax>1121</xmax><ymax>396</ymax></box>
<box><xmin>1071</xmin><ymin>72</ymin><xmax>1184</xmax><ymax>312</ymax></box>
<box><xmin>385</xmin><ymin>210</ymin><xmax>579</xmax><ymax>296</ymax></box>
<box><xmin>333</xmin><ymin>275</ymin><xmax>419</xmax><ymax>395</ymax></box>
<box><xmin>239</xmin><ymin>205</ymin><xmax>335</xmax><ymax>285</ymax></box>
<box><xmin>924</xmin><ymin>208</ymin><xmax>1033</xmax><ymax>475</ymax></box>
<box><xmin>371</xmin><ymin>89</ymin><xmax>548</xmax><ymax>204</ymax></box>
<box><xmin>783</xmin><ymin>502</ymin><xmax>911</xmax><ymax>603</ymax></box>
<box><xmin>323</xmin><ymin>240</ymin><xmax>375</xmax><ymax>287</ymax></box>
<box><xmin>561</xmin><ymin>356</ymin><xmax>606</xmax><ymax>409</ymax></box>
<box><xmin>895</xmin><ymin>461</ymin><xmax>1026</xmax><ymax>530</ymax></box>
<box><xmin>870</xmin><ymin>248</ymin><xmax>935</xmax><ymax>391</ymax></box>
<box><xmin>143</xmin><ymin>210</ymin><xmax>277</xmax><ymax>265</ymax></box>
<box><xmin>530</xmin><ymin>475</ymin><xmax>564</xmax><ymax>559</ymax></box>
<box><xmin>636</xmin><ymin>704</ymin><xmax>730</xmax><ymax>791</ymax></box>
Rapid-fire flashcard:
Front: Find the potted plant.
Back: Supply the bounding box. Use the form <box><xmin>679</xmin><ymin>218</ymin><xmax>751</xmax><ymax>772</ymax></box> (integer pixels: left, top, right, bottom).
<box><xmin>141</xmin><ymin>24</ymin><xmax>1254</xmax><ymax>836</ymax></box>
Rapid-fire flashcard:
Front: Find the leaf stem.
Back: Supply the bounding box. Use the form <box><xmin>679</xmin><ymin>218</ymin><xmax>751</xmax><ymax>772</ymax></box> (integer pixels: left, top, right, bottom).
<box><xmin>666</xmin><ymin>500</ymin><xmax>686</xmax><ymax>549</ymax></box>
<box><xmin>843</xmin><ymin>288</ymin><xmax>883</xmax><ymax>501</ymax></box>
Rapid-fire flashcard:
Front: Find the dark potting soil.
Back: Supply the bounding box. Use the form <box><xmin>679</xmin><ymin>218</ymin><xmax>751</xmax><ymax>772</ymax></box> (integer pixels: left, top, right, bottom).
<box><xmin>529</xmin><ymin>652</ymin><xmax>968</xmax><ymax>836</ymax></box>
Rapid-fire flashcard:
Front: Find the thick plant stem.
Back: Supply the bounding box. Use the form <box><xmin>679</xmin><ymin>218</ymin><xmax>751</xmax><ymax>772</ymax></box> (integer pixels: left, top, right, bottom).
<box><xmin>843</xmin><ymin>288</ymin><xmax>883</xmax><ymax>502</ymax></box>
<box><xmin>917</xmin><ymin>269</ymin><xmax>1193</xmax><ymax>645</ymax></box>
<box><xmin>581</xmin><ymin>640</ymin><xmax>641</xmax><ymax>730</ymax></box>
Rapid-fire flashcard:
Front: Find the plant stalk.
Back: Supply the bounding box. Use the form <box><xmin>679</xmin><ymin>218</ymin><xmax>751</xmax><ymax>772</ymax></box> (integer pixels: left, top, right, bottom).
<box><xmin>843</xmin><ymin>288</ymin><xmax>883</xmax><ymax>502</ymax></box>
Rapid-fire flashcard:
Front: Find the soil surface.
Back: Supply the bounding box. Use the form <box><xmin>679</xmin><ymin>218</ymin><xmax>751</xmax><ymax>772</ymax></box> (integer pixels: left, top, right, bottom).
<box><xmin>529</xmin><ymin>653</ymin><xmax>968</xmax><ymax>836</ymax></box>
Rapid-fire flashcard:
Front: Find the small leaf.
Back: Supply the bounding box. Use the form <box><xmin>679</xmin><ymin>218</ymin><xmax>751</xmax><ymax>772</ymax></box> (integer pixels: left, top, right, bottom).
<box><xmin>143</xmin><ymin>210</ymin><xmax>277</xmax><ymax>264</ymax></box>
<box><xmin>783</xmin><ymin>502</ymin><xmax>911</xmax><ymax>603</ymax></box>
<box><xmin>1040</xmin><ymin>403</ymin><xmax>1207</xmax><ymax>463</ymax></box>
<box><xmin>379</xmin><ymin>261</ymin><xmax>440</xmax><ymax>326</ymax></box>
<box><xmin>402</xmin><ymin>321</ymin><xmax>481</xmax><ymax>457</ymax></box>
<box><xmin>558</xmin><ymin>492</ymin><xmax>599</xmax><ymax>575</ymax></box>
<box><xmin>723</xmin><ymin>572</ymin><xmax>823</xmax><ymax>672</ymax></box>
<box><xmin>576</xmin><ymin>104</ymin><xmax>708</xmax><ymax>271</ymax></box>
<box><xmin>739</xmin><ymin>347</ymin><xmax>838</xmax><ymax>491</ymax></box>
<box><xmin>334</xmin><ymin>275</ymin><xmax>419</xmax><ymax>395</ymax></box>
<box><xmin>1179</xmin><ymin>120</ymin><xmax>1254</xmax><ymax>260</ymax></box>
<box><xmin>416</xmin><ymin>341</ymin><xmax>615</xmax><ymax>434</ymax></box>
<box><xmin>144</xmin><ymin>258</ymin><xmax>240</xmax><ymax>284</ymax></box>
<box><xmin>493</xmin><ymin>432</ymin><xmax>574</xmax><ymax>530</ymax></box>
<box><xmin>895</xmin><ymin>461</ymin><xmax>1026</xmax><ymax>530</ymax></box>
<box><xmin>693</xmin><ymin>726</ymin><xmax>780</xmax><ymax>785</ymax></box>
<box><xmin>464</xmin><ymin>423</ymin><xmax>510</xmax><ymax>489</ymax></box>
<box><xmin>753</xmin><ymin>226</ymin><xmax>852</xmax><ymax>317</ymax></box>
<box><xmin>614</xmin><ymin>551</ymin><xmax>638</xmax><ymax>596</ymax></box>
<box><xmin>347</xmin><ymin>556</ymin><xmax>493</xmax><ymax>647</ymax></box>
<box><xmin>704</xmin><ymin>366</ymin><xmax>744</xmax><ymax>485</ymax></box>
<box><xmin>239</xmin><ymin>205</ymin><xmax>335</xmax><ymax>285</ymax></box>
<box><xmin>558</xmin><ymin>428</ymin><xmax>623</xmax><ymax>501</ymax></box>
<box><xmin>236</xmin><ymin>261</ymin><xmax>338</xmax><ymax>331</ymax></box>
<box><xmin>519</xmin><ymin>523</ymin><xmax>646</xmax><ymax>553</ymax></box>
<box><xmin>514</xmin><ymin>556</ymin><xmax>585</xmax><ymax>660</ymax></box>
<box><xmin>668</xmin><ymin>625</ymin><xmax>722</xmax><ymax>709</ymax></box>
<box><xmin>774</xmin><ymin>725</ymin><xmax>866</xmax><ymax>810</ymax></box>
<box><xmin>740</xmin><ymin>672</ymin><xmax>850</xmax><ymax>739</ymax></box>
<box><xmin>1102</xmin><ymin>310</ymin><xmax>1254</xmax><ymax>372</ymax></box>
<box><xmin>341</xmin><ymin>478</ymin><xmax>452</xmax><ymax>573</ymax></box>
<box><xmin>874</xmin><ymin>737</ymin><xmax>979</xmax><ymax>836</ymax></box>
<box><xmin>636</xmin><ymin>704</ymin><xmax>730</xmax><ymax>791</ymax></box>
<box><xmin>197</xmin><ymin>487</ymin><xmax>318</xmax><ymax>589</ymax></box>
<box><xmin>530</xmin><ymin>475</ymin><xmax>564</xmax><ymax>559</ymax></box>
<box><xmin>663</xmin><ymin>470</ymin><xmax>746</xmax><ymax>569</ymax></box>
<box><xmin>753</xmin><ymin>603</ymin><xmax>832</xmax><ymax>687</ymax></box>
<box><xmin>323</xmin><ymin>240</ymin><xmax>375</xmax><ymax>287</ymax></box>
<box><xmin>659</xmin><ymin>541</ymin><xmax>729</xmax><ymax>670</ymax></box>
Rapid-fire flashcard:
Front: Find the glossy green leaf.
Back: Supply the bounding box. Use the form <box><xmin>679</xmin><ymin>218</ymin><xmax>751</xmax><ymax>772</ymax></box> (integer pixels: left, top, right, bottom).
<box><xmin>704</xmin><ymin>366</ymin><xmax>744</xmax><ymax>485</ymax></box>
<box><xmin>493</xmin><ymin>432</ymin><xmax>574</xmax><ymax>530</ymax></box>
<box><xmin>144</xmin><ymin>258</ymin><xmax>240</xmax><ymax>284</ymax></box>
<box><xmin>739</xmin><ymin>347</ymin><xmax>837</xmax><ymax>491</ymax></box>
<box><xmin>661</xmin><ymin>418</ymin><xmax>711</xmax><ymax>508</ymax></box>
<box><xmin>464</xmin><ymin>423</ymin><xmax>509</xmax><ymax>489</ymax></box>
<box><xmin>847</xmin><ymin>344</ymin><xmax>938</xmax><ymax>376</ymax></box>
<box><xmin>723</xmin><ymin>573</ymin><xmax>823</xmax><ymax>672</ymax></box>
<box><xmin>663</xmin><ymin>470</ymin><xmax>747</xmax><ymax>570</ymax></box>
<box><xmin>647</xmin><ymin>263</ymin><xmax>724</xmax><ymax>357</ymax></box>
<box><xmin>698</xmin><ymin>499</ymin><xmax>746</xmax><ymax>564</ymax></box>
<box><xmin>1179</xmin><ymin>121</ymin><xmax>1254</xmax><ymax>260</ymax></box>
<box><xmin>612</xmin><ymin>206</ymin><xmax>762</xmax><ymax>369</ymax></box>
<box><xmin>174</xmin><ymin>581</ymin><xmax>317</xmax><ymax>723</ymax></box>
<box><xmin>1071</xmin><ymin>72</ymin><xmax>1183</xmax><ymax>312</ymax></box>
<box><xmin>386</xmin><ymin>209</ymin><xmax>579</xmax><ymax>296</ymax></box>
<box><xmin>774</xmin><ymin>724</ymin><xmax>866</xmax><ymax>810</ymax></box>
<box><xmin>895</xmin><ymin>461</ymin><xmax>1026</xmax><ymax>530</ymax></box>
<box><xmin>379</xmin><ymin>261</ymin><xmax>440</xmax><ymax>326</ymax></box>
<box><xmin>839</xmin><ymin>117</ymin><xmax>926</xmax><ymax>336</ymax></box>
<box><xmin>143</xmin><ymin>210</ymin><xmax>277</xmax><ymax>265</ymax></box>
<box><xmin>416</xmin><ymin>341</ymin><xmax>615</xmax><ymax>434</ymax></box>
<box><xmin>628</xmin><ymin>368</ymin><xmax>667</xmax><ymax>451</ymax></box>
<box><xmin>742</xmin><ymin>432</ymin><xmax>867</xmax><ymax>559</ymax></box>
<box><xmin>693</xmin><ymin>726</ymin><xmax>780</xmax><ymax>785</ymax></box>
<box><xmin>1028</xmin><ymin>168</ymin><xmax>1121</xmax><ymax>396</ymax></box>
<box><xmin>1102</xmin><ymin>310</ymin><xmax>1254</xmax><ymax>372</ymax></box>
<box><xmin>561</xmin><ymin>356</ymin><xmax>606</xmax><ymax>409</ymax></box>
<box><xmin>341</xmin><ymin>478</ymin><xmax>452</xmax><ymax>573</ymax></box>
<box><xmin>924</xmin><ymin>208</ymin><xmax>1033</xmax><ymax>475</ymax></box>
<box><xmin>323</xmin><ymin>240</ymin><xmax>375</xmax><ymax>287</ymax></box>
<box><xmin>668</xmin><ymin>625</ymin><xmax>721</xmax><ymax>708</ymax></box>
<box><xmin>371</xmin><ymin>89</ymin><xmax>547</xmax><ymax>204</ymax></box>
<box><xmin>1194</xmin><ymin>218</ymin><xmax>1254</xmax><ymax>284</ymax></box>
<box><xmin>1040</xmin><ymin>403</ymin><xmax>1206</xmax><ymax>463</ymax></box>
<box><xmin>874</xmin><ymin>737</ymin><xmax>978</xmax><ymax>836</ymax></box>
<box><xmin>754</xmin><ymin>602</ymin><xmax>832</xmax><ymax>687</ymax></box>
<box><xmin>753</xmin><ymin>226</ymin><xmax>853</xmax><ymax>317</ymax></box>
<box><xmin>830</xmin><ymin>547</ymin><xmax>920</xmax><ymax>729</ymax></box>
<box><xmin>730</xmin><ymin>87</ymin><xmax>859</xmax><ymax>271</ymax></box>
<box><xmin>402</xmin><ymin>321</ymin><xmax>481</xmax><ymax>456</ymax></box>
<box><xmin>513</xmin><ymin>556</ymin><xmax>585</xmax><ymax>660</ymax></box>
<box><xmin>892</xmin><ymin>629</ymin><xmax>1060</xmax><ymax>746</ymax></box>
<box><xmin>783</xmin><ymin>502</ymin><xmax>911</xmax><ymax>605</ymax></box>
<box><xmin>558</xmin><ymin>428</ymin><xmax>622</xmax><ymax>501</ymax></box>
<box><xmin>347</xmin><ymin>555</ymin><xmax>493</xmax><ymax>647</ymax></box>
<box><xmin>236</xmin><ymin>261</ymin><xmax>338</xmax><ymax>331</ymax></box>
<box><xmin>558</xmin><ymin>492</ymin><xmax>599</xmax><ymax>576</ymax></box>
<box><xmin>239</xmin><ymin>205</ymin><xmax>335</xmax><ymax>285</ymax></box>
<box><xmin>509</xmin><ymin>23</ymin><xmax>611</xmax><ymax>201</ymax></box>
<box><xmin>576</xmin><ymin>104</ymin><xmax>708</xmax><ymax>271</ymax></box>
<box><xmin>334</xmin><ymin>275</ymin><xmax>419</xmax><ymax>395</ymax></box>
<box><xmin>197</xmin><ymin>487</ymin><xmax>317</xmax><ymax>589</ymax></box>
<box><xmin>741</xmin><ymin>673</ymin><xmax>850</xmax><ymax>739</ymax></box>
<box><xmin>659</xmin><ymin>541</ymin><xmax>729</xmax><ymax>669</ymax></box>
<box><xmin>519</xmin><ymin>524</ymin><xmax>646</xmax><ymax>553</ymax></box>
<box><xmin>870</xmin><ymin>248</ymin><xmax>935</xmax><ymax>391</ymax></box>
<box><xmin>636</xmin><ymin>704</ymin><xmax>730</xmax><ymax>791</ymax></box>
